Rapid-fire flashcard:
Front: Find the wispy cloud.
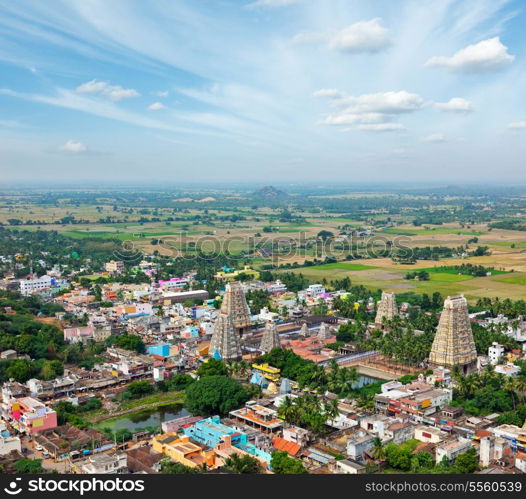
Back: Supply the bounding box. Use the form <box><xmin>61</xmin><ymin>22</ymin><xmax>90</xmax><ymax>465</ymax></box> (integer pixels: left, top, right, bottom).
<box><xmin>508</xmin><ymin>121</ymin><xmax>526</xmax><ymax>130</ymax></box>
<box><xmin>422</xmin><ymin>134</ymin><xmax>447</xmax><ymax>143</ymax></box>
<box><xmin>148</xmin><ymin>102</ymin><xmax>166</xmax><ymax>111</ymax></box>
<box><xmin>76</xmin><ymin>79</ymin><xmax>140</xmax><ymax>101</ymax></box>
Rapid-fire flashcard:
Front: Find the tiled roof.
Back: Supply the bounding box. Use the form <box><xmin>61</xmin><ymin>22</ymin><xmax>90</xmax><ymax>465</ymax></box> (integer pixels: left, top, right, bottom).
<box><xmin>272</xmin><ymin>437</ymin><xmax>301</xmax><ymax>456</ymax></box>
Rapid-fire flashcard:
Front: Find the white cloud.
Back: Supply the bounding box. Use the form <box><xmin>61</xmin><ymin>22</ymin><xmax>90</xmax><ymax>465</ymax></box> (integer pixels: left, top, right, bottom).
<box><xmin>76</xmin><ymin>79</ymin><xmax>140</xmax><ymax>101</ymax></box>
<box><xmin>154</xmin><ymin>90</ymin><xmax>169</xmax><ymax>98</ymax></box>
<box><xmin>435</xmin><ymin>97</ymin><xmax>473</xmax><ymax>113</ymax></box>
<box><xmin>58</xmin><ymin>140</ymin><xmax>87</xmax><ymax>153</ymax></box>
<box><xmin>424</xmin><ymin>37</ymin><xmax>514</xmax><ymax>73</ymax></box>
<box><xmin>322</xmin><ymin>112</ymin><xmax>388</xmax><ymax>126</ymax></box>
<box><xmin>317</xmin><ymin>90</ymin><xmax>424</xmax><ymax>132</ymax></box>
<box><xmin>329</xmin><ymin>18</ymin><xmax>391</xmax><ymax>53</ymax></box>
<box><xmin>357</xmin><ymin>123</ymin><xmax>405</xmax><ymax>132</ymax></box>
<box><xmin>422</xmin><ymin>134</ymin><xmax>447</xmax><ymax>143</ymax></box>
<box><xmin>148</xmin><ymin>102</ymin><xmax>166</xmax><ymax>111</ymax></box>
<box><xmin>246</xmin><ymin>0</ymin><xmax>303</xmax><ymax>8</ymax></box>
<box><xmin>338</xmin><ymin>91</ymin><xmax>425</xmax><ymax>114</ymax></box>
<box><xmin>508</xmin><ymin>121</ymin><xmax>526</xmax><ymax>130</ymax></box>
<box><xmin>313</xmin><ymin>88</ymin><xmax>345</xmax><ymax>99</ymax></box>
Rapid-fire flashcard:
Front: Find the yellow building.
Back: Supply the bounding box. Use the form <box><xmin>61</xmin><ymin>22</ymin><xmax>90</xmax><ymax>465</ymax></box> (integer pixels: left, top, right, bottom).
<box><xmin>215</xmin><ymin>265</ymin><xmax>260</xmax><ymax>281</ymax></box>
<box><xmin>152</xmin><ymin>433</ymin><xmax>217</xmax><ymax>469</ymax></box>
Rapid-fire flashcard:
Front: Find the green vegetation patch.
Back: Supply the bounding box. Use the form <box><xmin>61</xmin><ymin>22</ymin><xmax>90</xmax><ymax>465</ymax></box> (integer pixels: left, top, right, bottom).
<box><xmin>312</xmin><ymin>262</ymin><xmax>378</xmax><ymax>271</ymax></box>
<box><xmin>495</xmin><ymin>275</ymin><xmax>526</xmax><ymax>286</ymax></box>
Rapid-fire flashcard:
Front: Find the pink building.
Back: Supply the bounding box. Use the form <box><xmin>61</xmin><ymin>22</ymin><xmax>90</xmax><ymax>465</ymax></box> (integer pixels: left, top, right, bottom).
<box><xmin>10</xmin><ymin>397</ymin><xmax>57</xmax><ymax>434</ymax></box>
<box><xmin>63</xmin><ymin>325</ymin><xmax>94</xmax><ymax>344</ymax></box>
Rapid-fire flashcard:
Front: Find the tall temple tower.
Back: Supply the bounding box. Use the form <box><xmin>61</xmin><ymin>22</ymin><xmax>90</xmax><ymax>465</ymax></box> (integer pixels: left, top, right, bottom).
<box><xmin>260</xmin><ymin>321</ymin><xmax>281</xmax><ymax>353</ymax></box>
<box><xmin>299</xmin><ymin>322</ymin><xmax>309</xmax><ymax>337</ymax></box>
<box><xmin>375</xmin><ymin>291</ymin><xmax>398</xmax><ymax>326</ymax></box>
<box><xmin>429</xmin><ymin>295</ymin><xmax>477</xmax><ymax>374</ymax></box>
<box><xmin>220</xmin><ymin>281</ymin><xmax>252</xmax><ymax>336</ymax></box>
<box><xmin>318</xmin><ymin>322</ymin><xmax>331</xmax><ymax>340</ymax></box>
<box><xmin>209</xmin><ymin>311</ymin><xmax>242</xmax><ymax>361</ymax></box>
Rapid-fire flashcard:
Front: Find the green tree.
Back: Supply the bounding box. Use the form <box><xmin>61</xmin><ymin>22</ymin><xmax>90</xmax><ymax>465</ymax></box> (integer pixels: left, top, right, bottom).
<box><xmin>196</xmin><ymin>358</ymin><xmax>228</xmax><ymax>377</ymax></box>
<box><xmin>224</xmin><ymin>453</ymin><xmax>262</xmax><ymax>474</ymax></box>
<box><xmin>270</xmin><ymin>451</ymin><xmax>307</xmax><ymax>474</ymax></box>
<box><xmin>14</xmin><ymin>459</ymin><xmax>44</xmax><ymax>473</ymax></box>
<box><xmin>185</xmin><ymin>375</ymin><xmax>250</xmax><ymax>416</ymax></box>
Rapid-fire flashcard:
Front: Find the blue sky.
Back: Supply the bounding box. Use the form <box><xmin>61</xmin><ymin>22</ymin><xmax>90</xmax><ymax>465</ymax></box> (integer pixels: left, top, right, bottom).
<box><xmin>1</xmin><ymin>0</ymin><xmax>525</xmax><ymax>184</ymax></box>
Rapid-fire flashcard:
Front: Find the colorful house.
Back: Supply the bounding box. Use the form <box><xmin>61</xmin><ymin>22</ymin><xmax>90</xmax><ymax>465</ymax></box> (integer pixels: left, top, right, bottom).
<box><xmin>152</xmin><ymin>433</ymin><xmax>217</xmax><ymax>469</ymax></box>
<box><xmin>183</xmin><ymin>416</ymin><xmax>272</xmax><ymax>467</ymax></box>
<box><xmin>147</xmin><ymin>343</ymin><xmax>171</xmax><ymax>358</ymax></box>
<box><xmin>9</xmin><ymin>397</ymin><xmax>57</xmax><ymax>434</ymax></box>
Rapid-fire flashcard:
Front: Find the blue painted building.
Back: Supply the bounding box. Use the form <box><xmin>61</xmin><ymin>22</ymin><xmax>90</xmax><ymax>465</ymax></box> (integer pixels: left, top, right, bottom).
<box><xmin>147</xmin><ymin>343</ymin><xmax>171</xmax><ymax>358</ymax></box>
<box><xmin>183</xmin><ymin>416</ymin><xmax>272</xmax><ymax>464</ymax></box>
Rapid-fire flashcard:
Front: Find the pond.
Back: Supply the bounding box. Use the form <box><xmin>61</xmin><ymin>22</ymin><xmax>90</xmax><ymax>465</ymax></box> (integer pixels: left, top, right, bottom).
<box><xmin>352</xmin><ymin>375</ymin><xmax>382</xmax><ymax>389</ymax></box>
<box><xmin>96</xmin><ymin>403</ymin><xmax>189</xmax><ymax>432</ymax></box>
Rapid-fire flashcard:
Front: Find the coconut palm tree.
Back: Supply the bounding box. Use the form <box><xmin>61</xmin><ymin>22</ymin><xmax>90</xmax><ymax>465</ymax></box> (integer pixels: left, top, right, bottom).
<box><xmin>323</xmin><ymin>398</ymin><xmax>340</xmax><ymax>422</ymax></box>
<box><xmin>371</xmin><ymin>436</ymin><xmax>385</xmax><ymax>461</ymax></box>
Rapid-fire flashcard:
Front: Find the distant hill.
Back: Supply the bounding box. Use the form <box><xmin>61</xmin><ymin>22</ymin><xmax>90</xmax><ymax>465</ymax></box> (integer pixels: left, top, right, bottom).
<box><xmin>252</xmin><ymin>185</ymin><xmax>289</xmax><ymax>200</ymax></box>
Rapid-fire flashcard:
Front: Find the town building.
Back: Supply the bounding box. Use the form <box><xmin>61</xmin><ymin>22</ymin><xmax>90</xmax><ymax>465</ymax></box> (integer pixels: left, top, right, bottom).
<box><xmin>152</xmin><ymin>433</ymin><xmax>216</xmax><ymax>469</ymax></box>
<box><xmin>75</xmin><ymin>453</ymin><xmax>127</xmax><ymax>474</ymax></box>
<box><xmin>8</xmin><ymin>397</ymin><xmax>57</xmax><ymax>434</ymax></box>
<box><xmin>435</xmin><ymin>438</ymin><xmax>472</xmax><ymax>463</ymax></box>
<box><xmin>488</xmin><ymin>342</ymin><xmax>505</xmax><ymax>365</ymax></box>
<box><xmin>229</xmin><ymin>401</ymin><xmax>283</xmax><ymax>433</ymax></box>
<box><xmin>105</xmin><ymin>260</ymin><xmax>125</xmax><ymax>274</ymax></box>
<box><xmin>19</xmin><ymin>275</ymin><xmax>53</xmax><ymax>296</ymax></box>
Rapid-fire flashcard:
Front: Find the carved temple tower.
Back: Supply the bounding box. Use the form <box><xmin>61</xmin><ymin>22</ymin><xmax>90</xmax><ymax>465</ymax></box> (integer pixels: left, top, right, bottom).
<box><xmin>429</xmin><ymin>295</ymin><xmax>477</xmax><ymax>374</ymax></box>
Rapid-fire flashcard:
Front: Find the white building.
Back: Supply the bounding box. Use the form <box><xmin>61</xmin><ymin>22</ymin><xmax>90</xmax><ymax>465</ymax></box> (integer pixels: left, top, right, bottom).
<box><xmin>306</xmin><ymin>284</ymin><xmax>325</xmax><ymax>297</ymax></box>
<box><xmin>494</xmin><ymin>363</ymin><xmax>520</xmax><ymax>377</ymax></box>
<box><xmin>488</xmin><ymin>342</ymin><xmax>505</xmax><ymax>365</ymax></box>
<box><xmin>0</xmin><ymin>435</ymin><xmax>21</xmax><ymax>456</ymax></box>
<box><xmin>436</xmin><ymin>438</ymin><xmax>472</xmax><ymax>463</ymax></box>
<box><xmin>76</xmin><ymin>453</ymin><xmax>127</xmax><ymax>474</ymax></box>
<box><xmin>19</xmin><ymin>275</ymin><xmax>53</xmax><ymax>296</ymax></box>
<box><xmin>258</xmin><ymin>307</ymin><xmax>279</xmax><ymax>323</ymax></box>
<box><xmin>414</xmin><ymin>425</ymin><xmax>443</xmax><ymax>444</ymax></box>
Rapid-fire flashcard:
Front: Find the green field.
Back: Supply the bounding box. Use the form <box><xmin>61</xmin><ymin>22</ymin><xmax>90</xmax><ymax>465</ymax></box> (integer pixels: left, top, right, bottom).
<box><xmin>495</xmin><ymin>275</ymin><xmax>526</xmax><ymax>286</ymax></box>
<box><xmin>311</xmin><ymin>262</ymin><xmax>378</xmax><ymax>271</ymax></box>
<box><xmin>417</xmin><ymin>266</ymin><xmax>509</xmax><ymax>276</ymax></box>
<box><xmin>427</xmin><ymin>273</ymin><xmax>475</xmax><ymax>282</ymax></box>
<box><xmin>383</xmin><ymin>227</ymin><xmax>485</xmax><ymax>236</ymax></box>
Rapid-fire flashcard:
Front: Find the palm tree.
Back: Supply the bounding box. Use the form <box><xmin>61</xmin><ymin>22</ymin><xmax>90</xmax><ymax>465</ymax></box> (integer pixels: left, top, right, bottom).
<box><xmin>371</xmin><ymin>436</ymin><xmax>385</xmax><ymax>461</ymax></box>
<box><xmin>503</xmin><ymin>376</ymin><xmax>518</xmax><ymax>410</ymax></box>
<box><xmin>323</xmin><ymin>398</ymin><xmax>340</xmax><ymax>422</ymax></box>
<box><xmin>277</xmin><ymin>396</ymin><xmax>299</xmax><ymax>424</ymax></box>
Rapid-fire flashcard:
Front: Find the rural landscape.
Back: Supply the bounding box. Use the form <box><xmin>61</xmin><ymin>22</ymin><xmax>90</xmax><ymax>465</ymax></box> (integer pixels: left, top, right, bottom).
<box><xmin>1</xmin><ymin>0</ymin><xmax>526</xmax><ymax>492</ymax></box>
